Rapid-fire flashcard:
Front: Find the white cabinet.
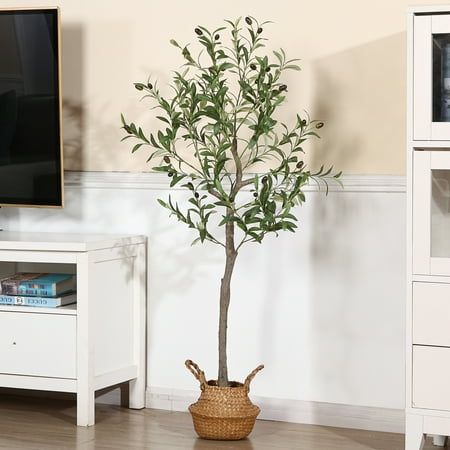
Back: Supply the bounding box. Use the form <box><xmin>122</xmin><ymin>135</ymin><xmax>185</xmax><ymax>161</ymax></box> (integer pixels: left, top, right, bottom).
<box><xmin>414</xmin><ymin>15</ymin><xmax>450</xmax><ymax>140</ymax></box>
<box><xmin>407</xmin><ymin>6</ymin><xmax>450</xmax><ymax>449</ymax></box>
<box><xmin>0</xmin><ymin>232</ymin><xmax>147</xmax><ymax>427</ymax></box>
<box><xmin>413</xmin><ymin>152</ymin><xmax>450</xmax><ymax>275</ymax></box>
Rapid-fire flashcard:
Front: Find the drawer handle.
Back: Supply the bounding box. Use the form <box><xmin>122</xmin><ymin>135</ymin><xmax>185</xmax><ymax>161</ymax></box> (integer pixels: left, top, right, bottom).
<box><xmin>12</xmin><ymin>342</ymin><xmax>16</xmax><ymax>345</ymax></box>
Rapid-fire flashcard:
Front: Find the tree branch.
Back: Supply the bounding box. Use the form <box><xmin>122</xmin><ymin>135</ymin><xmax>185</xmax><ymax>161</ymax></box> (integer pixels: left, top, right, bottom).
<box><xmin>235</xmin><ymin>177</ymin><xmax>255</xmax><ymax>191</ymax></box>
<box><xmin>230</xmin><ymin>137</ymin><xmax>242</xmax><ymax>197</ymax></box>
<box><xmin>207</xmin><ymin>188</ymin><xmax>222</xmax><ymax>199</ymax></box>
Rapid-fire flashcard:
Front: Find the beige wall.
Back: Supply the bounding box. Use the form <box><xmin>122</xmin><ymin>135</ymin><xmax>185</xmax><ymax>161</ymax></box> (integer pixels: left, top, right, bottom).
<box><xmin>1</xmin><ymin>0</ymin><xmax>448</xmax><ymax>175</ymax></box>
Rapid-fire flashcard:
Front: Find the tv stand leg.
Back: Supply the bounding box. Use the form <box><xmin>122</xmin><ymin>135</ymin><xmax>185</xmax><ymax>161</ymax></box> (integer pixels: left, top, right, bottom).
<box><xmin>129</xmin><ymin>242</ymin><xmax>146</xmax><ymax>410</ymax></box>
<box><xmin>406</xmin><ymin>414</ymin><xmax>425</xmax><ymax>450</ymax></box>
<box><xmin>433</xmin><ymin>435</ymin><xmax>447</xmax><ymax>446</ymax></box>
<box><xmin>77</xmin><ymin>388</ymin><xmax>95</xmax><ymax>426</ymax></box>
<box><xmin>129</xmin><ymin>376</ymin><xmax>145</xmax><ymax>409</ymax></box>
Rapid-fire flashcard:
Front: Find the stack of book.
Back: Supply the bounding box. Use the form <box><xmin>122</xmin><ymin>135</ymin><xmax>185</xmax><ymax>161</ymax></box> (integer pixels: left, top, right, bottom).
<box><xmin>0</xmin><ymin>273</ymin><xmax>76</xmax><ymax>308</ymax></box>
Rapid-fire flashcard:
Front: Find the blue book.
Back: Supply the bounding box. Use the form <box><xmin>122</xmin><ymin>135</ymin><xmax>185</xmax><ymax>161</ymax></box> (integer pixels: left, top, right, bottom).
<box><xmin>0</xmin><ymin>292</ymin><xmax>76</xmax><ymax>308</ymax></box>
<box><xmin>16</xmin><ymin>273</ymin><xmax>76</xmax><ymax>297</ymax></box>
<box><xmin>0</xmin><ymin>295</ymin><xmax>15</xmax><ymax>305</ymax></box>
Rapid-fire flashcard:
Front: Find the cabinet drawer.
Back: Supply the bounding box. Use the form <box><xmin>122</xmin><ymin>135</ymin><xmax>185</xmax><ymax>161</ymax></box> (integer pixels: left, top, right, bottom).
<box><xmin>0</xmin><ymin>312</ymin><xmax>76</xmax><ymax>378</ymax></box>
<box><xmin>413</xmin><ymin>282</ymin><xmax>450</xmax><ymax>346</ymax></box>
<box><xmin>413</xmin><ymin>345</ymin><xmax>450</xmax><ymax>410</ymax></box>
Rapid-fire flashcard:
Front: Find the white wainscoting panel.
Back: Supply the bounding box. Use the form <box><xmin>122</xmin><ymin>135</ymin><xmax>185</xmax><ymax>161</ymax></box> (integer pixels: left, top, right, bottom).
<box><xmin>0</xmin><ymin>172</ymin><xmax>406</xmax><ymax>432</ymax></box>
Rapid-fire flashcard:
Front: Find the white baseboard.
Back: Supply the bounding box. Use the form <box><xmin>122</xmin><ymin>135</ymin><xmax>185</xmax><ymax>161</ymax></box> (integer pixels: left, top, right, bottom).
<box><xmin>146</xmin><ymin>387</ymin><xmax>404</xmax><ymax>434</ymax></box>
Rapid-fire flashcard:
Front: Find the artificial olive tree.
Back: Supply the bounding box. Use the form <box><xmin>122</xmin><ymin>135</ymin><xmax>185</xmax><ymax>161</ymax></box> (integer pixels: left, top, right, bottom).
<box><xmin>122</xmin><ymin>17</ymin><xmax>340</xmax><ymax>387</ymax></box>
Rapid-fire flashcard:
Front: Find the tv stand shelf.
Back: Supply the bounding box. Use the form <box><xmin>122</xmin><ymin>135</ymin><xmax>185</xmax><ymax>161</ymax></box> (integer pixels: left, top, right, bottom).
<box><xmin>0</xmin><ymin>232</ymin><xmax>146</xmax><ymax>426</ymax></box>
<box><xmin>0</xmin><ymin>303</ymin><xmax>77</xmax><ymax>315</ymax></box>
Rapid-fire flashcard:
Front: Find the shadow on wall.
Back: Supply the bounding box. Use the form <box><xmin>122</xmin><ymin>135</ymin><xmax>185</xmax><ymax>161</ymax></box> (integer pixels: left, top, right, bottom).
<box><xmin>296</xmin><ymin>33</ymin><xmax>407</xmax><ymax>410</ymax></box>
<box><xmin>62</xmin><ymin>21</ymin><xmax>140</xmax><ymax>172</ymax></box>
<box><xmin>51</xmin><ymin>22</ymin><xmax>85</xmax><ymax>227</ymax></box>
<box><xmin>310</xmin><ymin>32</ymin><xmax>406</xmax><ymax>175</ymax></box>
<box><xmin>145</xmin><ymin>200</ymin><xmax>223</xmax><ymax>309</ymax></box>
<box><xmin>61</xmin><ymin>23</ymin><xmax>84</xmax><ymax>171</ymax></box>
<box><xmin>236</xmin><ymin>34</ymin><xmax>407</xmax><ymax>401</ymax></box>
<box><xmin>308</xmin><ymin>191</ymin><xmax>364</xmax><ymax>403</ymax></box>
<box><xmin>306</xmin><ymin>183</ymin><xmax>405</xmax><ymax>407</ymax></box>
<box><xmin>141</xmin><ymin>190</ymin><xmax>225</xmax><ymax>379</ymax></box>
<box><xmin>81</xmin><ymin>21</ymin><xmax>146</xmax><ymax>172</ymax></box>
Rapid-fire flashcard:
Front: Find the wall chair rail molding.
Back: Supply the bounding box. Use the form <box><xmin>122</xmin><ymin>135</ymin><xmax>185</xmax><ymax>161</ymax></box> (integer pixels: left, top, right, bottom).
<box><xmin>64</xmin><ymin>171</ymin><xmax>406</xmax><ymax>194</ymax></box>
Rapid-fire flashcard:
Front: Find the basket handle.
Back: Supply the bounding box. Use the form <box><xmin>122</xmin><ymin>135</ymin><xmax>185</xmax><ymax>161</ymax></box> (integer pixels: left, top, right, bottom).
<box><xmin>185</xmin><ymin>359</ymin><xmax>207</xmax><ymax>391</ymax></box>
<box><xmin>244</xmin><ymin>364</ymin><xmax>264</xmax><ymax>393</ymax></box>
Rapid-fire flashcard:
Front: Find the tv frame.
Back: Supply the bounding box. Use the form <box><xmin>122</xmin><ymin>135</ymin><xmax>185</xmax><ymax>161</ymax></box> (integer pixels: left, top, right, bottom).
<box><xmin>0</xmin><ymin>6</ymin><xmax>64</xmax><ymax>208</ymax></box>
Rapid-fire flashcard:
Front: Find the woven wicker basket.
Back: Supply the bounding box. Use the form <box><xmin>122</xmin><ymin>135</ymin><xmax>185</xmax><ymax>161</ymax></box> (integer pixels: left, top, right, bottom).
<box><xmin>185</xmin><ymin>360</ymin><xmax>264</xmax><ymax>440</ymax></box>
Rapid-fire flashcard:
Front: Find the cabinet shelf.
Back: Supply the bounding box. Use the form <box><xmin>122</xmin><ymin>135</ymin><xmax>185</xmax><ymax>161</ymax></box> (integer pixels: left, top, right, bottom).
<box><xmin>411</xmin><ymin>141</ymin><xmax>450</xmax><ymax>149</ymax></box>
<box><xmin>0</xmin><ymin>303</ymin><xmax>77</xmax><ymax>315</ymax></box>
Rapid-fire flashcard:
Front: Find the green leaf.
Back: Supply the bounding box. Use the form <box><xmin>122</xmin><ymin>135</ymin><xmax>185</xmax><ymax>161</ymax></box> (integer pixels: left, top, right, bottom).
<box><xmin>170</xmin><ymin>174</ymin><xmax>186</xmax><ymax>187</ymax></box>
<box><xmin>273</xmin><ymin>50</ymin><xmax>283</xmax><ymax>64</ymax></box>
<box><xmin>132</xmin><ymin>143</ymin><xmax>144</xmax><ymax>153</ymax></box>
<box><xmin>215</xmin><ymin>200</ymin><xmax>232</xmax><ymax>208</ymax></box>
<box><xmin>284</xmin><ymin>64</ymin><xmax>301</xmax><ymax>71</ymax></box>
<box><xmin>149</xmin><ymin>134</ymin><xmax>161</xmax><ymax>149</ymax></box>
<box><xmin>236</xmin><ymin>220</ymin><xmax>248</xmax><ymax>233</ymax></box>
<box><xmin>152</xmin><ymin>165</ymin><xmax>171</xmax><ymax>172</ymax></box>
<box><xmin>156</xmin><ymin>116</ymin><xmax>170</xmax><ymax>124</ymax></box>
<box><xmin>219</xmin><ymin>62</ymin><xmax>235</xmax><ymax>71</ymax></box>
<box><xmin>218</xmin><ymin>215</ymin><xmax>233</xmax><ymax>226</ymax></box>
<box><xmin>213</xmin><ymin>178</ymin><xmax>227</xmax><ymax>198</ymax></box>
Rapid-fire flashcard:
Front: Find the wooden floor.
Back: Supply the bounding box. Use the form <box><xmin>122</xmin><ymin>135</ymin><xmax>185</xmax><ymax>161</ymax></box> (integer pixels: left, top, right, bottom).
<box><xmin>0</xmin><ymin>395</ymin><xmax>439</xmax><ymax>449</ymax></box>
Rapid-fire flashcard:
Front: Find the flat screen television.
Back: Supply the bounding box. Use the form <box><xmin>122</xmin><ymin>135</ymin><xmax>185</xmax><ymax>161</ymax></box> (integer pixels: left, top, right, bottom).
<box><xmin>0</xmin><ymin>7</ymin><xmax>63</xmax><ymax>207</ymax></box>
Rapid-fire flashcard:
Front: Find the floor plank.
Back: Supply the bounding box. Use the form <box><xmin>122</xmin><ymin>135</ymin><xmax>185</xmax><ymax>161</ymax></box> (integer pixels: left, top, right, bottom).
<box><xmin>0</xmin><ymin>395</ymin><xmax>438</xmax><ymax>449</ymax></box>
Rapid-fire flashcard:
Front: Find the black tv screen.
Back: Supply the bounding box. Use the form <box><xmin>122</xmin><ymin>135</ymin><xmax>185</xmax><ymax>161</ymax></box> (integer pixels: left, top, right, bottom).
<box><xmin>0</xmin><ymin>8</ymin><xmax>63</xmax><ymax>207</ymax></box>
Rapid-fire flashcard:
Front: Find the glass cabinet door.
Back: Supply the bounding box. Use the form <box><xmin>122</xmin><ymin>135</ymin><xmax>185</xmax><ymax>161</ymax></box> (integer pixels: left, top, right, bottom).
<box><xmin>433</xmin><ymin>34</ymin><xmax>450</xmax><ymax>123</ymax></box>
<box><xmin>431</xmin><ymin>169</ymin><xmax>450</xmax><ymax>257</ymax></box>
<box><xmin>414</xmin><ymin>151</ymin><xmax>450</xmax><ymax>275</ymax></box>
<box><xmin>414</xmin><ymin>15</ymin><xmax>450</xmax><ymax>140</ymax></box>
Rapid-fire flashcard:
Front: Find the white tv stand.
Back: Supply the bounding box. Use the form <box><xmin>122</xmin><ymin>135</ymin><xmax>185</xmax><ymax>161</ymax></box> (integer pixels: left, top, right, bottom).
<box><xmin>0</xmin><ymin>232</ymin><xmax>147</xmax><ymax>426</ymax></box>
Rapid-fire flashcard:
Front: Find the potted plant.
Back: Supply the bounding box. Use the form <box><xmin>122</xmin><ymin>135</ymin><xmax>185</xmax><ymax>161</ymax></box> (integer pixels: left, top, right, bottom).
<box><xmin>122</xmin><ymin>16</ymin><xmax>341</xmax><ymax>440</ymax></box>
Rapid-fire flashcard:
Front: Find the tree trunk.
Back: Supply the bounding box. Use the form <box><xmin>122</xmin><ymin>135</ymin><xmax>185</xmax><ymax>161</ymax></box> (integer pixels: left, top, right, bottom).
<box><xmin>218</xmin><ymin>216</ymin><xmax>237</xmax><ymax>387</ymax></box>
